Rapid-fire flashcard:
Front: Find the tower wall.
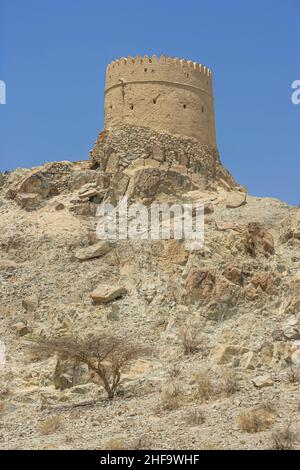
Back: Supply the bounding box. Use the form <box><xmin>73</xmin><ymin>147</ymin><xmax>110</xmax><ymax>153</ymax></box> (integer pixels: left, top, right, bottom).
<box><xmin>104</xmin><ymin>55</ymin><xmax>216</xmax><ymax>146</ymax></box>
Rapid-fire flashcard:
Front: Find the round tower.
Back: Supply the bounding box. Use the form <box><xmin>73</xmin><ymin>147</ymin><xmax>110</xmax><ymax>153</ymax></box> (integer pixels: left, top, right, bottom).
<box><xmin>104</xmin><ymin>55</ymin><xmax>217</xmax><ymax>147</ymax></box>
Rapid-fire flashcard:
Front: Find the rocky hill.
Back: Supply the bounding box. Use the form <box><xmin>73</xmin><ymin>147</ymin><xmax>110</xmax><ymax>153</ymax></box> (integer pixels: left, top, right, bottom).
<box><xmin>0</xmin><ymin>127</ymin><xmax>299</xmax><ymax>449</ymax></box>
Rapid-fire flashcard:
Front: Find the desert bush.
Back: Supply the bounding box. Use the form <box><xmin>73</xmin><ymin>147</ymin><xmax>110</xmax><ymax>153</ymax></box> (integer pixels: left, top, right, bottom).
<box><xmin>185</xmin><ymin>409</ymin><xmax>205</xmax><ymax>426</ymax></box>
<box><xmin>161</xmin><ymin>382</ymin><xmax>182</xmax><ymax>411</ymax></box>
<box><xmin>29</xmin><ymin>334</ymin><xmax>148</xmax><ymax>400</ymax></box>
<box><xmin>179</xmin><ymin>326</ymin><xmax>199</xmax><ymax>355</ymax></box>
<box><xmin>223</xmin><ymin>370</ymin><xmax>240</xmax><ymax>396</ymax></box>
<box><xmin>288</xmin><ymin>366</ymin><xmax>300</xmax><ymax>384</ymax></box>
<box><xmin>40</xmin><ymin>416</ymin><xmax>62</xmax><ymax>435</ymax></box>
<box><xmin>104</xmin><ymin>438</ymin><xmax>125</xmax><ymax>450</ymax></box>
<box><xmin>194</xmin><ymin>370</ymin><xmax>217</xmax><ymax>402</ymax></box>
<box><xmin>261</xmin><ymin>400</ymin><xmax>277</xmax><ymax>414</ymax></box>
<box><xmin>238</xmin><ymin>408</ymin><xmax>275</xmax><ymax>433</ymax></box>
<box><xmin>168</xmin><ymin>364</ymin><xmax>181</xmax><ymax>379</ymax></box>
<box><xmin>64</xmin><ymin>435</ymin><xmax>74</xmax><ymax>444</ymax></box>
<box><xmin>272</xmin><ymin>424</ymin><xmax>297</xmax><ymax>450</ymax></box>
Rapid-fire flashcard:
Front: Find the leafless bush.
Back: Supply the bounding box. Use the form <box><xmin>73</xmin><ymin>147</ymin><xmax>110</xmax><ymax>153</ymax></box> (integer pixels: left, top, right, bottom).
<box><xmin>194</xmin><ymin>370</ymin><xmax>217</xmax><ymax>402</ymax></box>
<box><xmin>272</xmin><ymin>424</ymin><xmax>298</xmax><ymax>450</ymax></box>
<box><xmin>104</xmin><ymin>438</ymin><xmax>125</xmax><ymax>450</ymax></box>
<box><xmin>238</xmin><ymin>408</ymin><xmax>275</xmax><ymax>433</ymax></box>
<box><xmin>161</xmin><ymin>382</ymin><xmax>182</xmax><ymax>411</ymax></box>
<box><xmin>261</xmin><ymin>400</ymin><xmax>277</xmax><ymax>414</ymax></box>
<box><xmin>223</xmin><ymin>370</ymin><xmax>240</xmax><ymax>396</ymax></box>
<box><xmin>40</xmin><ymin>416</ymin><xmax>63</xmax><ymax>435</ymax></box>
<box><xmin>185</xmin><ymin>409</ymin><xmax>205</xmax><ymax>426</ymax></box>
<box><xmin>179</xmin><ymin>327</ymin><xmax>199</xmax><ymax>355</ymax></box>
<box><xmin>29</xmin><ymin>335</ymin><xmax>148</xmax><ymax>400</ymax></box>
<box><xmin>168</xmin><ymin>364</ymin><xmax>181</xmax><ymax>379</ymax></box>
<box><xmin>288</xmin><ymin>366</ymin><xmax>300</xmax><ymax>384</ymax></box>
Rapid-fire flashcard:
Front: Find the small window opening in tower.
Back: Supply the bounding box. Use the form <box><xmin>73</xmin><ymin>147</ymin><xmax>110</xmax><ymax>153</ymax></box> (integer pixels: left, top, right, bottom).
<box><xmin>186</xmin><ymin>73</ymin><xmax>189</xmax><ymax>78</ymax></box>
<box><xmin>130</xmin><ymin>104</ymin><xmax>134</xmax><ymax>110</ymax></box>
<box><xmin>110</xmin><ymin>105</ymin><xmax>113</xmax><ymax>110</ymax></box>
<box><xmin>183</xmin><ymin>104</ymin><xmax>187</xmax><ymax>109</ymax></box>
<box><xmin>202</xmin><ymin>106</ymin><xmax>204</xmax><ymax>113</ymax></box>
<box><xmin>144</xmin><ymin>68</ymin><xmax>148</xmax><ymax>72</ymax></box>
<box><xmin>153</xmin><ymin>99</ymin><xmax>157</xmax><ymax>104</ymax></box>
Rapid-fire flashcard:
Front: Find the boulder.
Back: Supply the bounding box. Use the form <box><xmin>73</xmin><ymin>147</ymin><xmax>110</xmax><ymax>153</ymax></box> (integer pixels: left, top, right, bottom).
<box><xmin>53</xmin><ymin>358</ymin><xmax>91</xmax><ymax>391</ymax></box>
<box><xmin>75</xmin><ymin>242</ymin><xmax>112</xmax><ymax>261</ymax></box>
<box><xmin>243</xmin><ymin>223</ymin><xmax>275</xmax><ymax>257</ymax></box>
<box><xmin>252</xmin><ymin>374</ymin><xmax>274</xmax><ymax>388</ymax></box>
<box><xmin>211</xmin><ymin>344</ymin><xmax>249</xmax><ymax>365</ymax></box>
<box><xmin>224</xmin><ymin>264</ymin><xmax>243</xmax><ymax>286</ymax></box>
<box><xmin>291</xmin><ymin>350</ymin><xmax>300</xmax><ymax>366</ymax></box>
<box><xmin>283</xmin><ymin>313</ymin><xmax>300</xmax><ymax>340</ymax></box>
<box><xmin>91</xmin><ymin>285</ymin><xmax>127</xmax><ymax>304</ymax></box>
<box><xmin>79</xmin><ymin>189</ymin><xmax>99</xmax><ymax>200</ymax></box>
<box><xmin>225</xmin><ymin>192</ymin><xmax>247</xmax><ymax>209</ymax></box>
<box><xmin>55</xmin><ymin>203</ymin><xmax>65</xmax><ymax>211</ymax></box>
<box><xmin>240</xmin><ymin>351</ymin><xmax>256</xmax><ymax>370</ymax></box>
<box><xmin>16</xmin><ymin>192</ymin><xmax>40</xmax><ymax>210</ymax></box>
<box><xmin>14</xmin><ymin>322</ymin><xmax>31</xmax><ymax>337</ymax></box>
<box><xmin>291</xmin><ymin>341</ymin><xmax>300</xmax><ymax>366</ymax></box>
<box><xmin>0</xmin><ymin>259</ymin><xmax>18</xmax><ymax>271</ymax></box>
<box><xmin>22</xmin><ymin>295</ymin><xmax>39</xmax><ymax>313</ymax></box>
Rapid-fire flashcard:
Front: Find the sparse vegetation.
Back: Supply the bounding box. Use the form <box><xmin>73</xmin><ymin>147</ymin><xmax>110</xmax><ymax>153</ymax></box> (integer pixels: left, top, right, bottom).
<box><xmin>271</xmin><ymin>424</ymin><xmax>297</xmax><ymax>450</ymax></box>
<box><xmin>185</xmin><ymin>409</ymin><xmax>205</xmax><ymax>426</ymax></box>
<box><xmin>194</xmin><ymin>370</ymin><xmax>217</xmax><ymax>402</ymax></box>
<box><xmin>29</xmin><ymin>335</ymin><xmax>148</xmax><ymax>400</ymax></box>
<box><xmin>40</xmin><ymin>416</ymin><xmax>63</xmax><ymax>435</ymax></box>
<box><xmin>161</xmin><ymin>382</ymin><xmax>182</xmax><ymax>411</ymax></box>
<box><xmin>288</xmin><ymin>366</ymin><xmax>300</xmax><ymax>384</ymax></box>
<box><xmin>238</xmin><ymin>408</ymin><xmax>275</xmax><ymax>433</ymax></box>
<box><xmin>64</xmin><ymin>435</ymin><xmax>74</xmax><ymax>444</ymax></box>
<box><xmin>179</xmin><ymin>326</ymin><xmax>199</xmax><ymax>355</ymax></box>
<box><xmin>168</xmin><ymin>364</ymin><xmax>181</xmax><ymax>378</ymax></box>
<box><xmin>261</xmin><ymin>400</ymin><xmax>276</xmax><ymax>414</ymax></box>
<box><xmin>222</xmin><ymin>370</ymin><xmax>240</xmax><ymax>396</ymax></box>
<box><xmin>104</xmin><ymin>438</ymin><xmax>125</xmax><ymax>450</ymax></box>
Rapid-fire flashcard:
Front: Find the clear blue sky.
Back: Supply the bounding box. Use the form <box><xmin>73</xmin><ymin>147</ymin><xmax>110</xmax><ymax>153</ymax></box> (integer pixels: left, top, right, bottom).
<box><xmin>0</xmin><ymin>0</ymin><xmax>299</xmax><ymax>204</ymax></box>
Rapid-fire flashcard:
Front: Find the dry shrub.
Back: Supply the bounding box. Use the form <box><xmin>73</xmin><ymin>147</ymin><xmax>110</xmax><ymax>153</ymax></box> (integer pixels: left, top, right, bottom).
<box><xmin>223</xmin><ymin>370</ymin><xmax>240</xmax><ymax>396</ymax></box>
<box><xmin>185</xmin><ymin>409</ymin><xmax>205</xmax><ymax>426</ymax></box>
<box><xmin>272</xmin><ymin>424</ymin><xmax>298</xmax><ymax>450</ymax></box>
<box><xmin>40</xmin><ymin>416</ymin><xmax>63</xmax><ymax>435</ymax></box>
<box><xmin>194</xmin><ymin>370</ymin><xmax>217</xmax><ymax>402</ymax></box>
<box><xmin>0</xmin><ymin>305</ymin><xmax>16</xmax><ymax>317</ymax></box>
<box><xmin>261</xmin><ymin>400</ymin><xmax>277</xmax><ymax>414</ymax></box>
<box><xmin>179</xmin><ymin>326</ymin><xmax>199</xmax><ymax>355</ymax></box>
<box><xmin>104</xmin><ymin>438</ymin><xmax>125</xmax><ymax>450</ymax></box>
<box><xmin>29</xmin><ymin>334</ymin><xmax>148</xmax><ymax>400</ymax></box>
<box><xmin>161</xmin><ymin>382</ymin><xmax>182</xmax><ymax>411</ymax></box>
<box><xmin>168</xmin><ymin>364</ymin><xmax>181</xmax><ymax>379</ymax></box>
<box><xmin>238</xmin><ymin>408</ymin><xmax>275</xmax><ymax>433</ymax></box>
<box><xmin>288</xmin><ymin>366</ymin><xmax>300</xmax><ymax>384</ymax></box>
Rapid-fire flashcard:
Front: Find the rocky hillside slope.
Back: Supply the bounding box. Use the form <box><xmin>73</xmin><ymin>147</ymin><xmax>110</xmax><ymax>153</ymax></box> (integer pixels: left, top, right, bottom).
<box><xmin>0</xmin><ymin>136</ymin><xmax>299</xmax><ymax>449</ymax></box>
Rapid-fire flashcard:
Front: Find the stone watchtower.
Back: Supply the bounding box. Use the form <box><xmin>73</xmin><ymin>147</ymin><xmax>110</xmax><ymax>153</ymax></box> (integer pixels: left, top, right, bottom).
<box><xmin>90</xmin><ymin>55</ymin><xmax>236</xmax><ymax>194</ymax></box>
<box><xmin>104</xmin><ymin>55</ymin><xmax>216</xmax><ymax>147</ymax></box>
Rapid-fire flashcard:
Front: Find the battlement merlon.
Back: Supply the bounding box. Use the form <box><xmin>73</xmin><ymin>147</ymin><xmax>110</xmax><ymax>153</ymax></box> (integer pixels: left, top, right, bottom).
<box><xmin>106</xmin><ymin>55</ymin><xmax>213</xmax><ymax>96</ymax></box>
